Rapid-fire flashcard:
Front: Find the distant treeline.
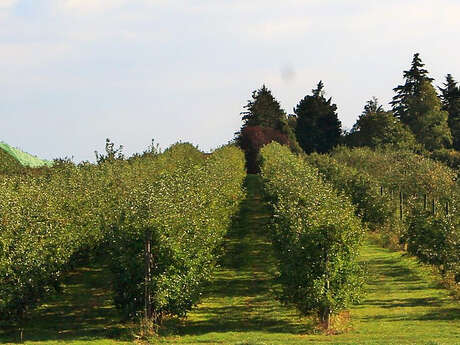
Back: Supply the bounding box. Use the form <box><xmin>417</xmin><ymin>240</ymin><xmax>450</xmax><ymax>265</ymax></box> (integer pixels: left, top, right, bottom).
<box><xmin>235</xmin><ymin>53</ymin><xmax>460</xmax><ymax>172</ymax></box>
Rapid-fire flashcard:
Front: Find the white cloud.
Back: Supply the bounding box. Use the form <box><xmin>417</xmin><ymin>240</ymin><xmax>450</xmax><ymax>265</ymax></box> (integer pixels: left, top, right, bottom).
<box><xmin>0</xmin><ymin>0</ymin><xmax>17</xmax><ymax>9</ymax></box>
<box><xmin>250</xmin><ymin>17</ymin><xmax>312</xmax><ymax>40</ymax></box>
<box><xmin>60</xmin><ymin>0</ymin><xmax>128</xmax><ymax>13</ymax></box>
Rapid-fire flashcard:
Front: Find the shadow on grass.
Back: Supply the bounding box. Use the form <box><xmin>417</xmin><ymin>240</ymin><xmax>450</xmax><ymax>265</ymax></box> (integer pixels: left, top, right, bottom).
<box><xmin>160</xmin><ymin>175</ymin><xmax>312</xmax><ymax>337</ymax></box>
<box><xmin>0</xmin><ymin>262</ymin><xmax>132</xmax><ymax>344</ymax></box>
<box><xmin>363</xmin><ymin>297</ymin><xmax>444</xmax><ymax>309</ymax></box>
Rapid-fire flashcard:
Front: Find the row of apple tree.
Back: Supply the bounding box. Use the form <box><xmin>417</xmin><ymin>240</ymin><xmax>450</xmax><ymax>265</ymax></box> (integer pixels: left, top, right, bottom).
<box><xmin>0</xmin><ymin>143</ymin><xmax>246</xmax><ymax>321</ymax></box>
<box><xmin>260</xmin><ymin>142</ymin><xmax>365</xmax><ymax>327</ymax></box>
<box><xmin>308</xmin><ymin>146</ymin><xmax>459</xmax><ymax>282</ymax></box>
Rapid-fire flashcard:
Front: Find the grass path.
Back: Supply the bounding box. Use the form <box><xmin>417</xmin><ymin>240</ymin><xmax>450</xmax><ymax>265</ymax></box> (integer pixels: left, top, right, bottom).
<box><xmin>0</xmin><ymin>174</ymin><xmax>458</xmax><ymax>344</ymax></box>
<box><xmin>155</xmin><ymin>175</ymin><xmax>460</xmax><ymax>344</ymax></box>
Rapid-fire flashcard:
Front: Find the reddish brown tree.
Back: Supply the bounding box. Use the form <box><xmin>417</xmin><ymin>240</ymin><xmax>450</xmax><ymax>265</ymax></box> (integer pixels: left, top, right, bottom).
<box><xmin>239</xmin><ymin>126</ymin><xmax>289</xmax><ymax>173</ymax></box>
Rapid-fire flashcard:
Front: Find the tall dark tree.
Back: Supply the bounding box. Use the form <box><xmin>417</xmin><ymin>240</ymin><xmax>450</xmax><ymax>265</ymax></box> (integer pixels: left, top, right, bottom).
<box><xmin>236</xmin><ymin>85</ymin><xmax>301</xmax><ymax>172</ymax></box>
<box><xmin>347</xmin><ymin>97</ymin><xmax>417</xmax><ymax>150</ymax></box>
<box><xmin>240</xmin><ymin>85</ymin><xmax>289</xmax><ymax>133</ymax></box>
<box><xmin>391</xmin><ymin>53</ymin><xmax>434</xmax><ymax>124</ymax></box>
<box><xmin>294</xmin><ymin>81</ymin><xmax>342</xmax><ymax>154</ymax></box>
<box><xmin>439</xmin><ymin>74</ymin><xmax>460</xmax><ymax>150</ymax></box>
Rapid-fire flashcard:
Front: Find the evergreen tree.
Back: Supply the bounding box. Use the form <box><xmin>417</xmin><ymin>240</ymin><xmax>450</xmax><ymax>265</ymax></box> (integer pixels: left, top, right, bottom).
<box><xmin>294</xmin><ymin>81</ymin><xmax>342</xmax><ymax>154</ymax></box>
<box><xmin>237</xmin><ymin>85</ymin><xmax>300</xmax><ymax>151</ymax></box>
<box><xmin>406</xmin><ymin>81</ymin><xmax>452</xmax><ymax>151</ymax></box>
<box><xmin>391</xmin><ymin>53</ymin><xmax>434</xmax><ymax>124</ymax></box>
<box><xmin>240</xmin><ymin>85</ymin><xmax>288</xmax><ymax>132</ymax></box>
<box><xmin>347</xmin><ymin>98</ymin><xmax>417</xmax><ymax>150</ymax></box>
<box><xmin>236</xmin><ymin>85</ymin><xmax>301</xmax><ymax>172</ymax></box>
<box><xmin>439</xmin><ymin>74</ymin><xmax>460</xmax><ymax>150</ymax></box>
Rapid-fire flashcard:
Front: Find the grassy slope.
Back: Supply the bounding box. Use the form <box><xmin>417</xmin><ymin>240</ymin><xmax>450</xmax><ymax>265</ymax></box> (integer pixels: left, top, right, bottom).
<box><xmin>0</xmin><ymin>175</ymin><xmax>458</xmax><ymax>344</ymax></box>
<box><xmin>0</xmin><ymin>142</ymin><xmax>52</xmax><ymax>168</ymax></box>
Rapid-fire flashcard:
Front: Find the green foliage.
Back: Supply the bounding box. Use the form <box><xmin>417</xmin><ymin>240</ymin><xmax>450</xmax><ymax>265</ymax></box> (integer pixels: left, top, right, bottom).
<box><xmin>260</xmin><ymin>143</ymin><xmax>365</xmax><ymax>325</ymax></box>
<box><xmin>331</xmin><ymin>146</ymin><xmax>457</xmax><ymax>200</ymax></box>
<box><xmin>0</xmin><ymin>147</ymin><xmax>24</xmax><ymax>175</ymax></box>
<box><xmin>306</xmin><ymin>153</ymin><xmax>395</xmax><ymax>230</ymax></box>
<box><xmin>347</xmin><ymin>98</ymin><xmax>418</xmax><ymax>150</ymax></box>
<box><xmin>391</xmin><ymin>54</ymin><xmax>452</xmax><ymax>151</ymax></box>
<box><xmin>0</xmin><ymin>163</ymin><xmax>109</xmax><ymax>319</ymax></box>
<box><xmin>328</xmin><ymin>146</ymin><xmax>459</xmax><ymax>277</ymax></box>
<box><xmin>240</xmin><ymin>85</ymin><xmax>288</xmax><ymax>132</ymax></box>
<box><xmin>405</xmin><ymin>208</ymin><xmax>459</xmax><ymax>280</ymax></box>
<box><xmin>94</xmin><ymin>138</ymin><xmax>125</xmax><ymax>163</ymax></box>
<box><xmin>294</xmin><ymin>81</ymin><xmax>342</xmax><ymax>154</ymax></box>
<box><xmin>439</xmin><ymin>74</ymin><xmax>460</xmax><ymax>150</ymax></box>
<box><xmin>430</xmin><ymin>148</ymin><xmax>460</xmax><ymax>170</ymax></box>
<box><xmin>236</xmin><ymin>85</ymin><xmax>301</xmax><ymax>154</ymax></box>
<box><xmin>0</xmin><ymin>142</ymin><xmax>246</xmax><ymax>322</ymax></box>
<box><xmin>391</xmin><ymin>53</ymin><xmax>434</xmax><ymax>122</ymax></box>
<box><xmin>406</xmin><ymin>81</ymin><xmax>452</xmax><ymax>150</ymax></box>
<box><xmin>108</xmin><ymin>145</ymin><xmax>245</xmax><ymax>320</ymax></box>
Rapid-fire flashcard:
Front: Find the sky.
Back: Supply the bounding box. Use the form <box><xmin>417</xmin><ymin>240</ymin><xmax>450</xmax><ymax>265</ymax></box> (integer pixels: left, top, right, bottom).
<box><xmin>1</xmin><ymin>0</ymin><xmax>460</xmax><ymax>162</ymax></box>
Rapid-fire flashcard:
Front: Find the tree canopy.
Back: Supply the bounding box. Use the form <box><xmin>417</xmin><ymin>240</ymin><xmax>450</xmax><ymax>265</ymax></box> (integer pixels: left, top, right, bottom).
<box><xmin>294</xmin><ymin>81</ymin><xmax>342</xmax><ymax>154</ymax></box>
<box><xmin>347</xmin><ymin>97</ymin><xmax>417</xmax><ymax>150</ymax></box>
<box><xmin>391</xmin><ymin>53</ymin><xmax>434</xmax><ymax>124</ymax></box>
<box><xmin>391</xmin><ymin>54</ymin><xmax>452</xmax><ymax>151</ymax></box>
<box><xmin>235</xmin><ymin>85</ymin><xmax>300</xmax><ymax>172</ymax></box>
<box><xmin>439</xmin><ymin>74</ymin><xmax>460</xmax><ymax>150</ymax></box>
<box><xmin>406</xmin><ymin>81</ymin><xmax>452</xmax><ymax>150</ymax></box>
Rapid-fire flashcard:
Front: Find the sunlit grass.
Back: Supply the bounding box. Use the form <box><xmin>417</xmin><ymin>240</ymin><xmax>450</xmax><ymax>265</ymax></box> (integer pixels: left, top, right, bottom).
<box><xmin>0</xmin><ymin>174</ymin><xmax>458</xmax><ymax>344</ymax></box>
<box><xmin>154</xmin><ymin>175</ymin><xmax>460</xmax><ymax>345</ymax></box>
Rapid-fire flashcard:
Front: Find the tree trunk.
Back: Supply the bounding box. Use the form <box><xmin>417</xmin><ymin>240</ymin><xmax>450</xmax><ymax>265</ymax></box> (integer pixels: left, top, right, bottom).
<box><xmin>145</xmin><ymin>230</ymin><xmax>152</xmax><ymax>320</ymax></box>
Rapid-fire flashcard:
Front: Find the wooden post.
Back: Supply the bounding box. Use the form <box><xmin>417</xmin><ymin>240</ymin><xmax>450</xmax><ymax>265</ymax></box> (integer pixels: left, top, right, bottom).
<box><xmin>432</xmin><ymin>198</ymin><xmax>435</xmax><ymax>215</ymax></box>
<box><xmin>145</xmin><ymin>230</ymin><xmax>152</xmax><ymax>320</ymax></box>
<box><xmin>423</xmin><ymin>194</ymin><xmax>427</xmax><ymax>211</ymax></box>
<box><xmin>399</xmin><ymin>191</ymin><xmax>403</xmax><ymax>221</ymax></box>
<box><xmin>380</xmin><ymin>186</ymin><xmax>383</xmax><ymax>196</ymax></box>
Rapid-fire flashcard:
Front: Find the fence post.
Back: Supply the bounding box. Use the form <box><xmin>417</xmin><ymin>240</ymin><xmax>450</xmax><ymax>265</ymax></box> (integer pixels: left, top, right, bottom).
<box><xmin>145</xmin><ymin>229</ymin><xmax>152</xmax><ymax>320</ymax></box>
<box><xmin>380</xmin><ymin>186</ymin><xmax>383</xmax><ymax>196</ymax></box>
<box><xmin>432</xmin><ymin>198</ymin><xmax>435</xmax><ymax>215</ymax></box>
<box><xmin>399</xmin><ymin>191</ymin><xmax>403</xmax><ymax>221</ymax></box>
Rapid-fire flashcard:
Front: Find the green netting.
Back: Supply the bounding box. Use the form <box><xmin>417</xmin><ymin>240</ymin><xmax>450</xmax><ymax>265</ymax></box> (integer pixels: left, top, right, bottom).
<box><xmin>0</xmin><ymin>142</ymin><xmax>53</xmax><ymax>168</ymax></box>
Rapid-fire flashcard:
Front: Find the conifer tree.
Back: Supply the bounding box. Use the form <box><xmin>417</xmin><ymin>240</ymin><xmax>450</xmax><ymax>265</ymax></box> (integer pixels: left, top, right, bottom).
<box><xmin>407</xmin><ymin>81</ymin><xmax>452</xmax><ymax>150</ymax></box>
<box><xmin>347</xmin><ymin>97</ymin><xmax>417</xmax><ymax>150</ymax></box>
<box><xmin>439</xmin><ymin>74</ymin><xmax>460</xmax><ymax>150</ymax></box>
<box><xmin>236</xmin><ymin>85</ymin><xmax>301</xmax><ymax>172</ymax></box>
<box><xmin>294</xmin><ymin>81</ymin><xmax>342</xmax><ymax>154</ymax></box>
<box><xmin>240</xmin><ymin>85</ymin><xmax>287</xmax><ymax>132</ymax></box>
<box><xmin>391</xmin><ymin>53</ymin><xmax>434</xmax><ymax>124</ymax></box>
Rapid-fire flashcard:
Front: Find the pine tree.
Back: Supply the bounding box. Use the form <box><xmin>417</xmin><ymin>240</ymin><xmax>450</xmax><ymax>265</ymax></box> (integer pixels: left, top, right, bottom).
<box><xmin>439</xmin><ymin>74</ymin><xmax>460</xmax><ymax>150</ymax></box>
<box><xmin>407</xmin><ymin>81</ymin><xmax>452</xmax><ymax>150</ymax></box>
<box><xmin>236</xmin><ymin>85</ymin><xmax>301</xmax><ymax>172</ymax></box>
<box><xmin>391</xmin><ymin>53</ymin><xmax>434</xmax><ymax>124</ymax></box>
<box><xmin>240</xmin><ymin>85</ymin><xmax>288</xmax><ymax>132</ymax></box>
<box><xmin>294</xmin><ymin>81</ymin><xmax>342</xmax><ymax>154</ymax></box>
<box><xmin>347</xmin><ymin>97</ymin><xmax>417</xmax><ymax>150</ymax></box>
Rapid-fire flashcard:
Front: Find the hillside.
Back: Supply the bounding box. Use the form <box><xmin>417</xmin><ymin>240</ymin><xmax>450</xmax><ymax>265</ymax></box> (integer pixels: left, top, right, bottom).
<box><xmin>0</xmin><ymin>142</ymin><xmax>53</xmax><ymax>169</ymax></box>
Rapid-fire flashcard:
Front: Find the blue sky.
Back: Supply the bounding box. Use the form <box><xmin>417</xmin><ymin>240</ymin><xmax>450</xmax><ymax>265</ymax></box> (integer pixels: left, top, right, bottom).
<box><xmin>1</xmin><ymin>0</ymin><xmax>460</xmax><ymax>161</ymax></box>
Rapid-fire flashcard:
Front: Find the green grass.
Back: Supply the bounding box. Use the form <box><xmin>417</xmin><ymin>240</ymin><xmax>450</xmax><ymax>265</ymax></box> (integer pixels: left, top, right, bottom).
<box><xmin>154</xmin><ymin>175</ymin><xmax>460</xmax><ymax>345</ymax></box>
<box><xmin>0</xmin><ymin>142</ymin><xmax>52</xmax><ymax>168</ymax></box>
<box><xmin>0</xmin><ymin>174</ymin><xmax>458</xmax><ymax>344</ymax></box>
<box><xmin>0</xmin><ymin>258</ymin><xmax>133</xmax><ymax>344</ymax></box>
